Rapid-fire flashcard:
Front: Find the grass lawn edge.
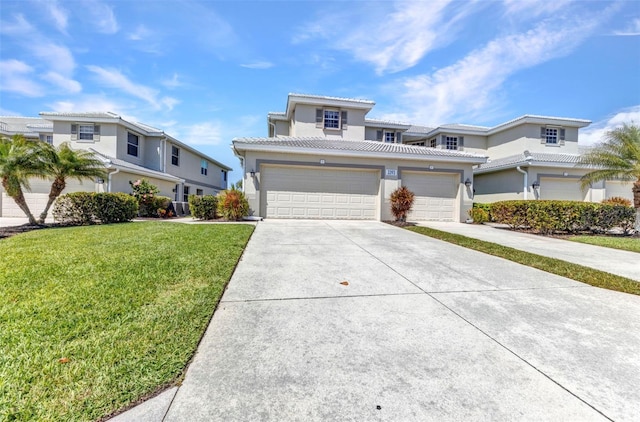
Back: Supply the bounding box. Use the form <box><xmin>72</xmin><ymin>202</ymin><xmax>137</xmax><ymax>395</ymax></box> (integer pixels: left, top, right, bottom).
<box><xmin>405</xmin><ymin>225</ymin><xmax>640</xmax><ymax>296</ymax></box>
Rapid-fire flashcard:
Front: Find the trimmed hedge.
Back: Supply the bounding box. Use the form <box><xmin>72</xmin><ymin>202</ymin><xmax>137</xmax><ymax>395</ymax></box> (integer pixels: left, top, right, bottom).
<box><xmin>472</xmin><ymin>203</ymin><xmax>494</xmax><ymax>222</ymax></box>
<box><xmin>188</xmin><ymin>194</ymin><xmax>218</xmax><ymax>220</ymax></box>
<box><xmin>53</xmin><ymin>192</ymin><xmax>138</xmax><ymax>225</ymax></box>
<box><xmin>490</xmin><ymin>200</ymin><xmax>635</xmax><ymax>234</ymax></box>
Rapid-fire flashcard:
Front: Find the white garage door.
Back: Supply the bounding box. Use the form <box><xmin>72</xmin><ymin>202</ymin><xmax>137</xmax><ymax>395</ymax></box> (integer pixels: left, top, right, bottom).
<box><xmin>402</xmin><ymin>172</ymin><xmax>458</xmax><ymax>221</ymax></box>
<box><xmin>605</xmin><ymin>181</ymin><xmax>633</xmax><ymax>201</ymax></box>
<box><xmin>1</xmin><ymin>178</ymin><xmax>90</xmax><ymax>217</ymax></box>
<box><xmin>261</xmin><ymin>166</ymin><xmax>379</xmax><ymax>219</ymax></box>
<box><xmin>540</xmin><ymin>177</ymin><xmax>586</xmax><ymax>201</ymax></box>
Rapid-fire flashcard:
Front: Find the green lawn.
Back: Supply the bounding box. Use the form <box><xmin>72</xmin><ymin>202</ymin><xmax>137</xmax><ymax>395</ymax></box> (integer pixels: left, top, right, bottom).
<box><xmin>568</xmin><ymin>235</ymin><xmax>640</xmax><ymax>253</ymax></box>
<box><xmin>407</xmin><ymin>226</ymin><xmax>640</xmax><ymax>296</ymax></box>
<box><xmin>0</xmin><ymin>222</ymin><xmax>254</xmax><ymax>422</ymax></box>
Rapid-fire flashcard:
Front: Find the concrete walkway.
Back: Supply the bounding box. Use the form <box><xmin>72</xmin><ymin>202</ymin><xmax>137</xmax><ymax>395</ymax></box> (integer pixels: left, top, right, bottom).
<box><xmin>418</xmin><ymin>222</ymin><xmax>640</xmax><ymax>281</ymax></box>
<box><xmin>111</xmin><ymin>220</ymin><xmax>639</xmax><ymax>421</ymax></box>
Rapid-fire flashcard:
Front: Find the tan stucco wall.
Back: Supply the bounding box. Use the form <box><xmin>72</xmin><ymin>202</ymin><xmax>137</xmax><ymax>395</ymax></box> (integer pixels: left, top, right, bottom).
<box><xmin>474</xmin><ymin>166</ymin><xmax>605</xmax><ymax>203</ymax></box>
<box><xmin>290</xmin><ymin>104</ymin><xmax>366</xmax><ymax>140</ymax></box>
<box><xmin>53</xmin><ymin>121</ymin><xmax>119</xmax><ymax>158</ymax></box>
<box><xmin>487</xmin><ymin>124</ymin><xmax>580</xmax><ymax>157</ymax></box>
<box><xmin>241</xmin><ymin>150</ymin><xmax>475</xmax><ymax>222</ymax></box>
<box><xmin>163</xmin><ymin>141</ymin><xmax>228</xmax><ymax>191</ymax></box>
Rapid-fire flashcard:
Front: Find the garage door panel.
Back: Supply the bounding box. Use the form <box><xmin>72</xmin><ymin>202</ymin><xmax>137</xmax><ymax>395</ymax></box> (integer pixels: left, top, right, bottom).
<box><xmin>402</xmin><ymin>172</ymin><xmax>458</xmax><ymax>222</ymax></box>
<box><xmin>262</xmin><ymin>166</ymin><xmax>379</xmax><ymax>220</ymax></box>
<box><xmin>540</xmin><ymin>178</ymin><xmax>586</xmax><ymax>201</ymax></box>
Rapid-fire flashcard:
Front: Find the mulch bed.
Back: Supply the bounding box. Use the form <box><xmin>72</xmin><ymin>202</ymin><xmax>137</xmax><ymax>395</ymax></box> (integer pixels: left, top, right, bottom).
<box><xmin>0</xmin><ymin>224</ymin><xmax>59</xmax><ymax>240</ymax></box>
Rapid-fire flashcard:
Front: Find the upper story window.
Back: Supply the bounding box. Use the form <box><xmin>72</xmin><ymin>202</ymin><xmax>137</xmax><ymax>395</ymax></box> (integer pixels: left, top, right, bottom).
<box><xmin>384</xmin><ymin>132</ymin><xmax>395</xmax><ymax>143</ymax></box>
<box><xmin>171</xmin><ymin>146</ymin><xmax>180</xmax><ymax>166</ymax></box>
<box><xmin>71</xmin><ymin>124</ymin><xmax>100</xmax><ymax>141</ymax></box>
<box><xmin>222</xmin><ymin>170</ymin><xmax>227</xmax><ymax>182</ymax></box>
<box><xmin>201</xmin><ymin>160</ymin><xmax>208</xmax><ymax>176</ymax></box>
<box><xmin>316</xmin><ymin>108</ymin><xmax>347</xmax><ymax>130</ymax></box>
<box><xmin>127</xmin><ymin>132</ymin><xmax>139</xmax><ymax>157</ymax></box>
<box><xmin>429</xmin><ymin>138</ymin><xmax>437</xmax><ymax>148</ymax></box>
<box><xmin>445</xmin><ymin>136</ymin><xmax>458</xmax><ymax>150</ymax></box>
<box><xmin>541</xmin><ymin>127</ymin><xmax>565</xmax><ymax>145</ymax></box>
<box><xmin>39</xmin><ymin>134</ymin><xmax>53</xmax><ymax>144</ymax></box>
<box><xmin>412</xmin><ymin>141</ymin><xmax>426</xmax><ymax>146</ymax></box>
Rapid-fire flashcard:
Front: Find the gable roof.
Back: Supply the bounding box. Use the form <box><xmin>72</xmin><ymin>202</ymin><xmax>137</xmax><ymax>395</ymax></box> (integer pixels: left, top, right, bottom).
<box><xmin>233</xmin><ymin>136</ymin><xmax>487</xmax><ymax>164</ymax></box>
<box><xmin>474</xmin><ymin>151</ymin><xmax>584</xmax><ymax>174</ymax></box>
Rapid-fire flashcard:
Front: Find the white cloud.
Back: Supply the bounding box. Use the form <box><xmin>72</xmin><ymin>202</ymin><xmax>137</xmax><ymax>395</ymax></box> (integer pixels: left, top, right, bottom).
<box><xmin>86</xmin><ymin>65</ymin><xmax>178</xmax><ymax>111</ymax></box>
<box><xmin>43</xmin><ymin>0</ymin><xmax>69</xmax><ymax>33</ymax></box>
<box><xmin>162</xmin><ymin>73</ymin><xmax>183</xmax><ymax>89</ymax></box>
<box><xmin>0</xmin><ymin>13</ymin><xmax>33</xmax><ymax>36</ymax></box>
<box><xmin>182</xmin><ymin>122</ymin><xmax>224</xmax><ymax>146</ymax></box>
<box><xmin>293</xmin><ymin>0</ymin><xmax>475</xmax><ymax>74</ymax></box>
<box><xmin>48</xmin><ymin>95</ymin><xmax>136</xmax><ymax>116</ymax></box>
<box><xmin>30</xmin><ymin>42</ymin><xmax>76</xmax><ymax>76</ymax></box>
<box><xmin>128</xmin><ymin>24</ymin><xmax>151</xmax><ymax>40</ymax></box>
<box><xmin>42</xmin><ymin>72</ymin><xmax>82</xmax><ymax>93</ymax></box>
<box><xmin>0</xmin><ymin>60</ymin><xmax>43</xmax><ymax>97</ymax></box>
<box><xmin>84</xmin><ymin>0</ymin><xmax>119</xmax><ymax>34</ymax></box>
<box><xmin>502</xmin><ymin>0</ymin><xmax>572</xmax><ymax>18</ymax></box>
<box><xmin>240</xmin><ymin>61</ymin><xmax>274</xmax><ymax>69</ymax></box>
<box><xmin>613</xmin><ymin>17</ymin><xmax>640</xmax><ymax>36</ymax></box>
<box><xmin>386</xmin><ymin>12</ymin><xmax>610</xmax><ymax>125</ymax></box>
<box><xmin>579</xmin><ymin>106</ymin><xmax>640</xmax><ymax>146</ymax></box>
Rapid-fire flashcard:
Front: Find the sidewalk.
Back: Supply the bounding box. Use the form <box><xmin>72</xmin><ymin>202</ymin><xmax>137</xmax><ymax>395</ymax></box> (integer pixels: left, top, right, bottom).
<box><xmin>417</xmin><ymin>222</ymin><xmax>640</xmax><ymax>282</ymax></box>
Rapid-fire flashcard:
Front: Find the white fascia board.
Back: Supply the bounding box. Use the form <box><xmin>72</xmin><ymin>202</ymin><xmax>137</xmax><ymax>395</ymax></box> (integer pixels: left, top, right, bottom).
<box><xmin>487</xmin><ymin>116</ymin><xmax>591</xmax><ymax>134</ymax></box>
<box><xmin>233</xmin><ymin>143</ymin><xmax>487</xmax><ymax>164</ymax></box>
<box><xmin>364</xmin><ymin>121</ymin><xmax>412</xmax><ymax>130</ymax></box>
<box><xmin>286</xmin><ymin>95</ymin><xmax>375</xmax><ymax>118</ymax></box>
<box><xmin>474</xmin><ymin>161</ymin><xmax>587</xmax><ymax>174</ymax></box>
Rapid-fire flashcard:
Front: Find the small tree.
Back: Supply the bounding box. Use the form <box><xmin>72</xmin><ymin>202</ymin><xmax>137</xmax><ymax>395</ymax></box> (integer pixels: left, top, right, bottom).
<box><xmin>129</xmin><ymin>179</ymin><xmax>160</xmax><ymax>217</ymax></box>
<box><xmin>38</xmin><ymin>142</ymin><xmax>107</xmax><ymax>224</ymax></box>
<box><xmin>0</xmin><ymin>135</ymin><xmax>48</xmax><ymax>225</ymax></box>
<box><xmin>217</xmin><ymin>189</ymin><xmax>249</xmax><ymax>221</ymax></box>
<box><xmin>389</xmin><ymin>186</ymin><xmax>415</xmax><ymax>222</ymax></box>
<box><xmin>579</xmin><ymin>123</ymin><xmax>640</xmax><ymax>233</ymax></box>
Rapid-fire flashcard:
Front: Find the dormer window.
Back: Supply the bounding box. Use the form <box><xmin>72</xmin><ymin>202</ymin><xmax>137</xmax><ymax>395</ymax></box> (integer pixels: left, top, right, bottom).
<box><xmin>315</xmin><ymin>108</ymin><xmax>348</xmax><ymax>130</ymax></box>
<box><xmin>71</xmin><ymin>124</ymin><xmax>100</xmax><ymax>141</ymax></box>
<box><xmin>445</xmin><ymin>136</ymin><xmax>458</xmax><ymax>150</ymax></box>
<box><xmin>541</xmin><ymin>127</ymin><xmax>565</xmax><ymax>145</ymax></box>
<box><xmin>429</xmin><ymin>138</ymin><xmax>437</xmax><ymax>148</ymax></box>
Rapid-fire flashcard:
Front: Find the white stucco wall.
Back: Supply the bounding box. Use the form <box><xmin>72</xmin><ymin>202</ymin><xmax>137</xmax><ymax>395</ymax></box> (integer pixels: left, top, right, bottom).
<box><xmin>290</xmin><ymin>104</ymin><xmax>366</xmax><ymax>140</ymax></box>
<box><xmin>487</xmin><ymin>124</ymin><xmax>580</xmax><ymax>157</ymax></box>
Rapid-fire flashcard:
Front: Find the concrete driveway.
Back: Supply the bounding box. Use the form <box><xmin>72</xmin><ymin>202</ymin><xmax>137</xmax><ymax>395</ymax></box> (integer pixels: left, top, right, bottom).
<box><xmin>160</xmin><ymin>220</ymin><xmax>639</xmax><ymax>421</ymax></box>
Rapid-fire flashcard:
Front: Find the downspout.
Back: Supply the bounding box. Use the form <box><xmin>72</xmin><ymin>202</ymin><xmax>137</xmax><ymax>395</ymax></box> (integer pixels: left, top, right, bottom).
<box><xmin>107</xmin><ymin>166</ymin><xmax>120</xmax><ymax>193</ymax></box>
<box><xmin>161</xmin><ymin>136</ymin><xmax>167</xmax><ymax>172</ymax></box>
<box><xmin>516</xmin><ymin>166</ymin><xmax>528</xmax><ymax>200</ymax></box>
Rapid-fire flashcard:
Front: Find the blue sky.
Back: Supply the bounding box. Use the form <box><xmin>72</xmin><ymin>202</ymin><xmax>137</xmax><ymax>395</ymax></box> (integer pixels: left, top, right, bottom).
<box><xmin>1</xmin><ymin>0</ymin><xmax>639</xmax><ymax>182</ymax></box>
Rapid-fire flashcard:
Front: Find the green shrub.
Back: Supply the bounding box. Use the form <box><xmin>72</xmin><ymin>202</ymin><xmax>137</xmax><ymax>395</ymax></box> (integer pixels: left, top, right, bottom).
<box><xmin>189</xmin><ymin>194</ymin><xmax>218</xmax><ymax>220</ymax></box>
<box><xmin>130</xmin><ymin>179</ymin><xmax>161</xmax><ymax>217</ymax></box>
<box><xmin>53</xmin><ymin>192</ymin><xmax>96</xmax><ymax>225</ymax></box>
<box><xmin>490</xmin><ymin>200</ymin><xmax>635</xmax><ymax>234</ymax></box>
<box><xmin>390</xmin><ymin>186</ymin><xmax>415</xmax><ymax>222</ymax></box>
<box><xmin>468</xmin><ymin>207</ymin><xmax>489</xmax><ymax>224</ymax></box>
<box><xmin>217</xmin><ymin>189</ymin><xmax>249</xmax><ymax>221</ymax></box>
<box><xmin>93</xmin><ymin>193</ymin><xmax>138</xmax><ymax>223</ymax></box>
<box><xmin>53</xmin><ymin>192</ymin><xmax>138</xmax><ymax>225</ymax></box>
<box><xmin>472</xmin><ymin>203</ymin><xmax>493</xmax><ymax>221</ymax></box>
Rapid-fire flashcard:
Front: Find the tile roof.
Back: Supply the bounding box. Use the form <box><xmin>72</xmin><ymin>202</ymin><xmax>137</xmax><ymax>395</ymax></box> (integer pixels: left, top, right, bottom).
<box><xmin>0</xmin><ymin>116</ymin><xmax>52</xmax><ymax>136</ymax></box>
<box><xmin>289</xmin><ymin>93</ymin><xmax>375</xmax><ymax>105</ymax></box>
<box><xmin>233</xmin><ymin>136</ymin><xmax>487</xmax><ymax>161</ymax></box>
<box><xmin>89</xmin><ymin>149</ymin><xmax>183</xmax><ymax>181</ymax></box>
<box><xmin>439</xmin><ymin>123</ymin><xmax>491</xmax><ymax>131</ymax></box>
<box><xmin>40</xmin><ymin>111</ymin><xmax>120</xmax><ymax>119</ymax></box>
<box><xmin>475</xmin><ymin>151</ymin><xmax>583</xmax><ymax>173</ymax></box>
<box><xmin>404</xmin><ymin>125</ymin><xmax>436</xmax><ymax>135</ymax></box>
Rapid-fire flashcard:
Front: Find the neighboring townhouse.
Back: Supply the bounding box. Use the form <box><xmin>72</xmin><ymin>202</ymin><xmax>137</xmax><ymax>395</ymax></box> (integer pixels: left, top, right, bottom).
<box><xmin>0</xmin><ymin>112</ymin><xmax>231</xmax><ymax>217</ymax></box>
<box><xmin>234</xmin><ymin>93</ymin><xmax>632</xmax><ymax>222</ymax></box>
<box><xmin>235</xmin><ymin>94</ymin><xmax>487</xmax><ymax>222</ymax></box>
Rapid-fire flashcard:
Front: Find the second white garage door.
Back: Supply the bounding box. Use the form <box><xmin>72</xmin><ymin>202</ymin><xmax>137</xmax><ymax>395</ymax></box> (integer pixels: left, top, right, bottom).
<box><xmin>261</xmin><ymin>166</ymin><xmax>379</xmax><ymax>219</ymax></box>
<box><xmin>402</xmin><ymin>171</ymin><xmax>458</xmax><ymax>221</ymax></box>
<box><xmin>539</xmin><ymin>177</ymin><xmax>587</xmax><ymax>201</ymax></box>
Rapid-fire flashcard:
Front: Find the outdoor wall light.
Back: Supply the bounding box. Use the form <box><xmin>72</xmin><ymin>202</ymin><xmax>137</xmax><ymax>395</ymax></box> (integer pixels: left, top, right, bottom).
<box><xmin>563</xmin><ymin>172</ymin><xmax>569</xmax><ymax>177</ymax></box>
<box><xmin>428</xmin><ymin>165</ymin><xmax>434</xmax><ymax>170</ymax></box>
<box><xmin>532</xmin><ymin>181</ymin><xmax>540</xmax><ymax>189</ymax></box>
<box><xmin>250</xmin><ymin>169</ymin><xmax>256</xmax><ymax>177</ymax></box>
<box><xmin>464</xmin><ymin>178</ymin><xmax>472</xmax><ymax>188</ymax></box>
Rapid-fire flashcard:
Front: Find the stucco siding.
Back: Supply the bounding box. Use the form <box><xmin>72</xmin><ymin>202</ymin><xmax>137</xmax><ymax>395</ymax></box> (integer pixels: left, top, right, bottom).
<box><xmin>474</xmin><ymin>169</ymin><xmax>529</xmax><ymax>203</ymax></box>
<box><xmin>487</xmin><ymin>124</ymin><xmax>580</xmax><ymax>156</ymax></box>
<box><xmin>163</xmin><ymin>142</ymin><xmax>227</xmax><ymax>191</ymax></box>
<box><xmin>291</xmin><ymin>104</ymin><xmax>366</xmax><ymax>140</ymax></box>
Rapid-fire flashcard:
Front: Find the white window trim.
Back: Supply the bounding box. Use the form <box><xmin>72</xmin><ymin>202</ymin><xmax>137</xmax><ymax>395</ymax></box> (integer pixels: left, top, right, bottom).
<box><xmin>323</xmin><ymin>109</ymin><xmax>341</xmax><ymax>130</ymax></box>
<box><xmin>127</xmin><ymin>132</ymin><xmax>139</xmax><ymax>157</ymax></box>
<box><xmin>445</xmin><ymin>136</ymin><xmax>458</xmax><ymax>150</ymax></box>
<box><xmin>384</xmin><ymin>131</ymin><xmax>395</xmax><ymax>143</ymax></box>
<box><xmin>171</xmin><ymin>146</ymin><xmax>180</xmax><ymax>166</ymax></box>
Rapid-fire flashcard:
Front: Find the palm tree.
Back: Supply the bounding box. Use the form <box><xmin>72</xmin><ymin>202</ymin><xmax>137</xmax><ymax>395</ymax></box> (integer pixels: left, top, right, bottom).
<box><xmin>579</xmin><ymin>123</ymin><xmax>640</xmax><ymax>233</ymax></box>
<box><xmin>37</xmin><ymin>142</ymin><xmax>107</xmax><ymax>224</ymax></box>
<box><xmin>0</xmin><ymin>135</ymin><xmax>48</xmax><ymax>225</ymax></box>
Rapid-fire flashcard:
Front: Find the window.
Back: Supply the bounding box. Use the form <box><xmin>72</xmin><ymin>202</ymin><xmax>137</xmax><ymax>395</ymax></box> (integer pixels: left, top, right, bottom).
<box><xmin>171</xmin><ymin>146</ymin><xmax>180</xmax><ymax>166</ymax></box>
<box><xmin>72</xmin><ymin>124</ymin><xmax>100</xmax><ymax>141</ymax></box>
<box><xmin>127</xmin><ymin>132</ymin><xmax>139</xmax><ymax>156</ymax></box>
<box><xmin>412</xmin><ymin>141</ymin><xmax>426</xmax><ymax>146</ymax></box>
<box><xmin>384</xmin><ymin>132</ymin><xmax>395</xmax><ymax>143</ymax></box>
<box><xmin>545</xmin><ymin>128</ymin><xmax>558</xmax><ymax>144</ymax></box>
<box><xmin>196</xmin><ymin>188</ymin><xmax>203</xmax><ymax>196</ymax></box>
<box><xmin>183</xmin><ymin>186</ymin><xmax>189</xmax><ymax>202</ymax></box>
<box><xmin>200</xmin><ymin>160</ymin><xmax>208</xmax><ymax>176</ymax></box>
<box><xmin>222</xmin><ymin>170</ymin><xmax>227</xmax><ymax>182</ymax></box>
<box><xmin>429</xmin><ymin>138</ymin><xmax>437</xmax><ymax>148</ymax></box>
<box><xmin>46</xmin><ymin>135</ymin><xmax>53</xmax><ymax>144</ymax></box>
<box><xmin>323</xmin><ymin>110</ymin><xmax>340</xmax><ymax>129</ymax></box>
<box><xmin>445</xmin><ymin>136</ymin><xmax>458</xmax><ymax>150</ymax></box>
